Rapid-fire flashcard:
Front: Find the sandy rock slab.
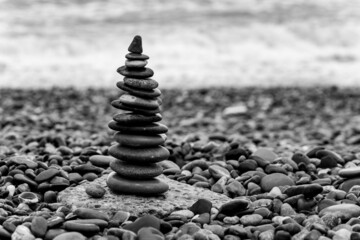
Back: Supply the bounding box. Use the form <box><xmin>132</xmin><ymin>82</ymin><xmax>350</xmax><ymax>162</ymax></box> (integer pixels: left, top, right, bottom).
<box><xmin>58</xmin><ymin>175</ymin><xmax>230</xmax><ymax>217</ymax></box>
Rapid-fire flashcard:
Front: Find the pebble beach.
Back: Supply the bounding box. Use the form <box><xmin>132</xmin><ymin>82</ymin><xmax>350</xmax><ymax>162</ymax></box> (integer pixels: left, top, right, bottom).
<box><xmin>1</xmin><ymin>87</ymin><xmax>360</xmax><ymax>239</ymax></box>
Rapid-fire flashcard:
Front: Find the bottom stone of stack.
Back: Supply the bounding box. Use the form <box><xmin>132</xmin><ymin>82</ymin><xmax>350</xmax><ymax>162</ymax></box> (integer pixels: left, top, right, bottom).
<box><xmin>106</xmin><ymin>172</ymin><xmax>169</xmax><ymax>195</ymax></box>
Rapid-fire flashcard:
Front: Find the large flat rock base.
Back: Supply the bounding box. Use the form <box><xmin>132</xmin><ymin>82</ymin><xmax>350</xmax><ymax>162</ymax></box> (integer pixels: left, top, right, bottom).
<box><xmin>58</xmin><ymin>174</ymin><xmax>230</xmax><ymax>217</ymax></box>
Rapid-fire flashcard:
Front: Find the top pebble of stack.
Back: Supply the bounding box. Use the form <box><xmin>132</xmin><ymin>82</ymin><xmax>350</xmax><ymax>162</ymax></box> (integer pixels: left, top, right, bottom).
<box><xmin>128</xmin><ymin>35</ymin><xmax>143</xmax><ymax>54</ymax></box>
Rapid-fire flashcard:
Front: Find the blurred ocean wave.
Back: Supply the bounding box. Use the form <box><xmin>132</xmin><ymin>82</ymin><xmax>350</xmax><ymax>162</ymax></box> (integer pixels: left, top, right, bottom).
<box><xmin>0</xmin><ymin>0</ymin><xmax>360</xmax><ymax>88</ymax></box>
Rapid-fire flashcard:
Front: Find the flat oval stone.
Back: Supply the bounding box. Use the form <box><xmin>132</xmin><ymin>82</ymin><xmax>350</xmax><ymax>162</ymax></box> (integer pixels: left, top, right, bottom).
<box><xmin>126</xmin><ymin>53</ymin><xmax>149</xmax><ymax>60</ymax></box>
<box><xmin>252</xmin><ymin>148</ymin><xmax>278</xmax><ymax>163</ymax></box>
<box><xmin>123</xmin><ymin>215</ymin><xmax>161</xmax><ymax>233</ymax></box>
<box><xmin>45</xmin><ymin>229</ymin><xmax>67</xmax><ymax>240</ymax></box>
<box><xmin>110</xmin><ymin>159</ymin><xmax>163</xmax><ymax>179</ymax></box>
<box><xmin>125</xmin><ymin>60</ymin><xmax>147</xmax><ymax>68</ymax></box>
<box><xmin>14</xmin><ymin>174</ymin><xmax>38</xmax><ymax>189</ymax></box>
<box><xmin>119</xmin><ymin>93</ymin><xmax>159</xmax><ymax>110</ymax></box>
<box><xmin>260</xmin><ymin>173</ymin><xmax>295</xmax><ymax>192</ymax></box>
<box><xmin>9</xmin><ymin>156</ymin><xmax>38</xmax><ymax>169</ymax></box>
<box><xmin>124</xmin><ymin>78</ymin><xmax>158</xmax><ymax>90</ymax></box>
<box><xmin>74</xmin><ymin>208</ymin><xmax>109</xmax><ymax>221</ymax></box>
<box><xmin>113</xmin><ymin>112</ymin><xmax>162</xmax><ymax>124</ymax></box>
<box><xmin>114</xmin><ymin>132</ymin><xmax>166</xmax><ymax>147</ymax></box>
<box><xmin>117</xmin><ymin>66</ymin><xmax>154</xmax><ymax>78</ymax></box>
<box><xmin>108</xmin><ymin>121</ymin><xmax>168</xmax><ymax>134</ymax></box>
<box><xmin>117</xmin><ymin>81</ymin><xmax>161</xmax><ymax>98</ymax></box>
<box><xmin>339</xmin><ymin>177</ymin><xmax>360</xmax><ymax>192</ymax></box>
<box><xmin>218</xmin><ymin>199</ymin><xmax>249</xmax><ymax>216</ymax></box>
<box><xmin>53</xmin><ymin>232</ymin><xmax>86</xmax><ymax>240</ymax></box>
<box><xmin>208</xmin><ymin>165</ymin><xmax>231</xmax><ymax>179</ymax></box>
<box><xmin>107</xmin><ymin>172</ymin><xmax>169</xmax><ymax>195</ymax></box>
<box><xmin>63</xmin><ymin>222</ymin><xmax>100</xmax><ymax>234</ymax></box>
<box><xmin>35</xmin><ymin>168</ymin><xmax>60</xmax><ymax>183</ymax></box>
<box><xmin>319</xmin><ymin>204</ymin><xmax>360</xmax><ymax>221</ymax></box>
<box><xmin>89</xmin><ymin>155</ymin><xmax>114</xmax><ymax>168</ymax></box>
<box><xmin>111</xmin><ymin>100</ymin><xmax>160</xmax><ymax>115</ymax></box>
<box><xmin>108</xmin><ymin>144</ymin><xmax>169</xmax><ymax>163</ymax></box>
<box><xmin>66</xmin><ymin>219</ymin><xmax>108</xmax><ymax>229</ymax></box>
<box><xmin>339</xmin><ymin>167</ymin><xmax>360</xmax><ymax>179</ymax></box>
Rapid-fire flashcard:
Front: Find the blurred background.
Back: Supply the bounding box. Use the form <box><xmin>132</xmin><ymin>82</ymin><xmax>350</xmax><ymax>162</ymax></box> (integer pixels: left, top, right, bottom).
<box><xmin>1</xmin><ymin>0</ymin><xmax>360</xmax><ymax>89</ymax></box>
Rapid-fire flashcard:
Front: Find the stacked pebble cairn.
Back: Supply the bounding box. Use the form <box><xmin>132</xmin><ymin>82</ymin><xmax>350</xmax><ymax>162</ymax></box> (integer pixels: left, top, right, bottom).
<box><xmin>106</xmin><ymin>35</ymin><xmax>170</xmax><ymax>195</ymax></box>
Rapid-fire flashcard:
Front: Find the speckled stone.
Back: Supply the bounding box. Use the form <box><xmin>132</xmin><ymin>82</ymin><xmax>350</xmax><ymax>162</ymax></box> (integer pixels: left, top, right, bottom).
<box><xmin>118</xmin><ymin>93</ymin><xmax>159</xmax><ymax>110</ymax></box>
<box><xmin>58</xmin><ymin>174</ymin><xmax>231</xmax><ymax>217</ymax></box>
<box><xmin>113</xmin><ymin>112</ymin><xmax>162</xmax><ymax>124</ymax></box>
<box><xmin>108</xmin><ymin>121</ymin><xmax>168</xmax><ymax>134</ymax></box>
<box><xmin>124</xmin><ymin>78</ymin><xmax>158</xmax><ymax>90</ymax></box>
<box><xmin>85</xmin><ymin>184</ymin><xmax>106</xmax><ymax>198</ymax></box>
<box><xmin>117</xmin><ymin>66</ymin><xmax>154</xmax><ymax>79</ymax></box>
<box><xmin>117</xmin><ymin>81</ymin><xmax>161</xmax><ymax>98</ymax></box>
<box><xmin>108</xmin><ymin>144</ymin><xmax>169</xmax><ymax>163</ymax></box>
<box><xmin>110</xmin><ymin>159</ymin><xmax>163</xmax><ymax>179</ymax></box>
<box><xmin>114</xmin><ymin>132</ymin><xmax>166</xmax><ymax>147</ymax></box>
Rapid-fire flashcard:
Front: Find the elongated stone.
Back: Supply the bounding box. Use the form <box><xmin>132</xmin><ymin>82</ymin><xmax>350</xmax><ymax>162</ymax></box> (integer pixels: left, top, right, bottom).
<box><xmin>63</xmin><ymin>222</ymin><xmax>100</xmax><ymax>234</ymax></box>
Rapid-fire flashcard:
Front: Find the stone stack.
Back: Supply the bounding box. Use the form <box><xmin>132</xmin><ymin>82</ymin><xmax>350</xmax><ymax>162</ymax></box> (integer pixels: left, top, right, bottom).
<box><xmin>106</xmin><ymin>35</ymin><xmax>170</xmax><ymax>195</ymax></box>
